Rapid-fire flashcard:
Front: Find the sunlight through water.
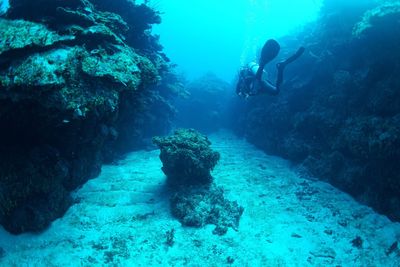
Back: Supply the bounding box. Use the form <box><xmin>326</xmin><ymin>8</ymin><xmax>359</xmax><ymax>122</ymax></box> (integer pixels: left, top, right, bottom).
<box><xmin>153</xmin><ymin>0</ymin><xmax>323</xmax><ymax>81</ymax></box>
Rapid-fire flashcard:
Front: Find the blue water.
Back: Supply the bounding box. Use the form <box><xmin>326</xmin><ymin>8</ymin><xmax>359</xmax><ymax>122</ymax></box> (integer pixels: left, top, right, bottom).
<box><xmin>153</xmin><ymin>0</ymin><xmax>323</xmax><ymax>82</ymax></box>
<box><xmin>0</xmin><ymin>0</ymin><xmax>9</xmax><ymax>15</ymax></box>
<box><xmin>1</xmin><ymin>0</ymin><xmax>400</xmax><ymax>265</ymax></box>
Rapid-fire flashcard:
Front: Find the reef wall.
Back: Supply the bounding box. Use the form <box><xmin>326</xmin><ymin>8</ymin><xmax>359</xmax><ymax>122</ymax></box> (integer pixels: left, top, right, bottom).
<box><xmin>231</xmin><ymin>1</ymin><xmax>400</xmax><ymax>221</ymax></box>
<box><xmin>173</xmin><ymin>73</ymin><xmax>232</xmax><ymax>134</ymax></box>
<box><xmin>0</xmin><ymin>0</ymin><xmax>177</xmax><ymax>233</ymax></box>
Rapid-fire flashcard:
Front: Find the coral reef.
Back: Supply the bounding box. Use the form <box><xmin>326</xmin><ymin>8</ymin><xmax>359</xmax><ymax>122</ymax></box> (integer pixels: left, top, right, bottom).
<box><xmin>153</xmin><ymin>129</ymin><xmax>220</xmax><ymax>186</ymax></box>
<box><xmin>0</xmin><ymin>19</ymin><xmax>74</xmax><ymax>54</ymax></box>
<box><xmin>153</xmin><ymin>129</ymin><xmax>243</xmax><ymax>234</ymax></box>
<box><xmin>0</xmin><ymin>0</ymin><xmax>178</xmax><ymax>233</ymax></box>
<box><xmin>353</xmin><ymin>2</ymin><xmax>400</xmax><ymax>37</ymax></box>
<box><xmin>171</xmin><ymin>185</ymin><xmax>244</xmax><ymax>235</ymax></box>
<box><xmin>231</xmin><ymin>1</ymin><xmax>400</xmax><ymax>221</ymax></box>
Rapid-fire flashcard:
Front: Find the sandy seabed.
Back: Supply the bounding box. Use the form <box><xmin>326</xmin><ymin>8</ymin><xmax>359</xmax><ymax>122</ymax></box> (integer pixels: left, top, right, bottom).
<box><xmin>0</xmin><ymin>131</ymin><xmax>399</xmax><ymax>266</ymax></box>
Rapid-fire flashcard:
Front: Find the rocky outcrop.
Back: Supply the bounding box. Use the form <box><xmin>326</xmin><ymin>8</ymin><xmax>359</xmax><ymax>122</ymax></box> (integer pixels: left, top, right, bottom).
<box><xmin>0</xmin><ymin>0</ymin><xmax>177</xmax><ymax>234</ymax></box>
<box><xmin>153</xmin><ymin>129</ymin><xmax>220</xmax><ymax>186</ymax></box>
<box><xmin>171</xmin><ymin>184</ymin><xmax>244</xmax><ymax>236</ymax></box>
<box><xmin>231</xmin><ymin>1</ymin><xmax>400</xmax><ymax>221</ymax></box>
<box><xmin>153</xmin><ymin>129</ymin><xmax>243</xmax><ymax>235</ymax></box>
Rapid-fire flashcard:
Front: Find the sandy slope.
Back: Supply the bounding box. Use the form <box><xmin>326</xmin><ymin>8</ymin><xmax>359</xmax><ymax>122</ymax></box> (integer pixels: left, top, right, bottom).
<box><xmin>0</xmin><ymin>131</ymin><xmax>399</xmax><ymax>266</ymax></box>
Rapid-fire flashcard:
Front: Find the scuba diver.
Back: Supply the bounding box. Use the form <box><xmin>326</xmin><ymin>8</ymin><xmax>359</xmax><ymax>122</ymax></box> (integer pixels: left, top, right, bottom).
<box><xmin>236</xmin><ymin>39</ymin><xmax>305</xmax><ymax>98</ymax></box>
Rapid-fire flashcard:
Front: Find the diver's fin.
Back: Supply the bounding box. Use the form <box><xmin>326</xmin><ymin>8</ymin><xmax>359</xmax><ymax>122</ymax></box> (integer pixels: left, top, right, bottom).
<box><xmin>256</xmin><ymin>39</ymin><xmax>281</xmax><ymax>80</ymax></box>
<box><xmin>260</xmin><ymin>39</ymin><xmax>281</xmax><ymax>66</ymax></box>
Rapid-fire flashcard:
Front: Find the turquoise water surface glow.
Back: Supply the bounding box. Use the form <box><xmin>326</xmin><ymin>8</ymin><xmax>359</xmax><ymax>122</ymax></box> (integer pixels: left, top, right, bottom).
<box><xmin>153</xmin><ymin>0</ymin><xmax>323</xmax><ymax>82</ymax></box>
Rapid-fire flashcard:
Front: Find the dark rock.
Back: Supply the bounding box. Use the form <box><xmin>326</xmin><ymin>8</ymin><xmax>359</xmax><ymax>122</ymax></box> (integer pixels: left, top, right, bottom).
<box><xmin>226</xmin><ymin>256</ymin><xmax>235</xmax><ymax>264</ymax></box>
<box><xmin>165</xmin><ymin>228</ymin><xmax>175</xmax><ymax>247</ymax></box>
<box><xmin>386</xmin><ymin>241</ymin><xmax>398</xmax><ymax>256</ymax></box>
<box><xmin>324</xmin><ymin>229</ymin><xmax>333</xmax><ymax>235</ymax></box>
<box><xmin>351</xmin><ymin>236</ymin><xmax>363</xmax><ymax>249</ymax></box>
<box><xmin>0</xmin><ymin>0</ymin><xmax>178</xmax><ymax>233</ymax></box>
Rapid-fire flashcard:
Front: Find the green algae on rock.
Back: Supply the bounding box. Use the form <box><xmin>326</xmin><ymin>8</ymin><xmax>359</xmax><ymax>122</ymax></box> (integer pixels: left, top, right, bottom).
<box><xmin>3</xmin><ymin>48</ymin><xmax>73</xmax><ymax>88</ymax></box>
<box><xmin>81</xmin><ymin>47</ymin><xmax>157</xmax><ymax>89</ymax></box>
<box><xmin>0</xmin><ymin>19</ymin><xmax>75</xmax><ymax>55</ymax></box>
<box><xmin>0</xmin><ymin>0</ymin><xmax>178</xmax><ymax>234</ymax></box>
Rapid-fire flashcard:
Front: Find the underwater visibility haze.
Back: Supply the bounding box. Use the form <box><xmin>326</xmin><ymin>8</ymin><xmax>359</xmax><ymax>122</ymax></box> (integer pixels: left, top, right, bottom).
<box><xmin>153</xmin><ymin>0</ymin><xmax>323</xmax><ymax>81</ymax></box>
<box><xmin>0</xmin><ymin>0</ymin><xmax>400</xmax><ymax>265</ymax></box>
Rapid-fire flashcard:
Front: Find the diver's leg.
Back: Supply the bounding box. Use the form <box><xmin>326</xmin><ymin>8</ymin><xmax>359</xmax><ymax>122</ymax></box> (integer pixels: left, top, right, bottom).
<box><xmin>281</xmin><ymin>47</ymin><xmax>305</xmax><ymax>66</ymax></box>
<box><xmin>276</xmin><ymin>62</ymin><xmax>285</xmax><ymax>90</ymax></box>
<box><xmin>275</xmin><ymin>47</ymin><xmax>305</xmax><ymax>89</ymax></box>
<box><xmin>257</xmin><ymin>79</ymin><xmax>280</xmax><ymax>96</ymax></box>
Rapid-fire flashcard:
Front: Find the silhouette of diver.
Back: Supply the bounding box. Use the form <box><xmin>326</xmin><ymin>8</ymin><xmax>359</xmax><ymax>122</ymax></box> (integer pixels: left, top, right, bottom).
<box><xmin>236</xmin><ymin>39</ymin><xmax>305</xmax><ymax>97</ymax></box>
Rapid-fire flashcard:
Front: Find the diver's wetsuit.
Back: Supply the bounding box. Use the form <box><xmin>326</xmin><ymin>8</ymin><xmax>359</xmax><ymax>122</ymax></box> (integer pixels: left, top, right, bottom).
<box><xmin>237</xmin><ymin>40</ymin><xmax>305</xmax><ymax>98</ymax></box>
<box><xmin>236</xmin><ymin>62</ymin><xmax>279</xmax><ymax>96</ymax></box>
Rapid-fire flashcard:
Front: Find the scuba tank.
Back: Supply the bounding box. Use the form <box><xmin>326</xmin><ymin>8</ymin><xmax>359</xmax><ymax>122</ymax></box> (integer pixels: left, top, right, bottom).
<box><xmin>246</xmin><ymin>62</ymin><xmax>263</xmax><ymax>95</ymax></box>
<box><xmin>248</xmin><ymin>62</ymin><xmax>259</xmax><ymax>76</ymax></box>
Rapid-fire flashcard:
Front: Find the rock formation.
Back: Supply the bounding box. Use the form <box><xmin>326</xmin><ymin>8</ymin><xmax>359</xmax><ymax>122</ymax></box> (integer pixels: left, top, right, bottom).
<box><xmin>0</xmin><ymin>0</ymin><xmax>178</xmax><ymax>234</ymax></box>
<box><xmin>153</xmin><ymin>129</ymin><xmax>243</xmax><ymax>235</ymax></box>
<box><xmin>231</xmin><ymin>1</ymin><xmax>400</xmax><ymax>221</ymax></box>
